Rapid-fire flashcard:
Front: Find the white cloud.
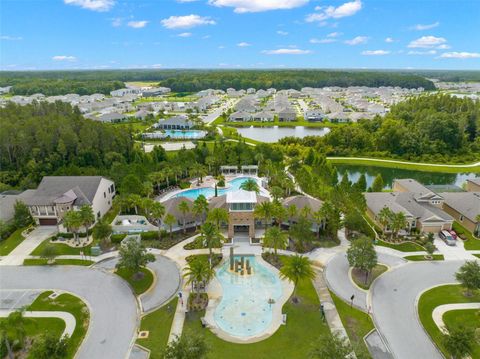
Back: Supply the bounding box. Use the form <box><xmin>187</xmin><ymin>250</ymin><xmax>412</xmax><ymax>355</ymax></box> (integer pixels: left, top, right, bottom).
<box><xmin>202</xmin><ymin>35</ymin><xmax>211</xmax><ymax>39</ymax></box>
<box><xmin>0</xmin><ymin>35</ymin><xmax>22</xmax><ymax>41</ymax></box>
<box><xmin>411</xmin><ymin>21</ymin><xmax>439</xmax><ymax>31</ymax></box>
<box><xmin>64</xmin><ymin>0</ymin><xmax>114</xmax><ymax>12</ymax></box>
<box><xmin>306</xmin><ymin>0</ymin><xmax>362</xmax><ymax>22</ymax></box>
<box><xmin>440</xmin><ymin>52</ymin><xmax>480</xmax><ymax>59</ymax></box>
<box><xmin>361</xmin><ymin>50</ymin><xmax>390</xmax><ymax>56</ymax></box>
<box><xmin>344</xmin><ymin>36</ymin><xmax>368</xmax><ymax>45</ymax></box>
<box><xmin>408</xmin><ymin>35</ymin><xmax>446</xmax><ymax>48</ymax></box>
<box><xmin>52</xmin><ymin>55</ymin><xmax>77</xmax><ymax>61</ymax></box>
<box><xmin>111</xmin><ymin>17</ymin><xmax>122</xmax><ymax>27</ymax></box>
<box><xmin>150</xmin><ymin>64</ymin><xmax>163</xmax><ymax>68</ymax></box>
<box><xmin>262</xmin><ymin>48</ymin><xmax>312</xmax><ymax>55</ymax></box>
<box><xmin>437</xmin><ymin>44</ymin><xmax>450</xmax><ymax>50</ymax></box>
<box><xmin>178</xmin><ymin>32</ymin><xmax>192</xmax><ymax>37</ymax></box>
<box><xmin>310</xmin><ymin>38</ymin><xmax>336</xmax><ymax>44</ymax></box>
<box><xmin>385</xmin><ymin>37</ymin><xmax>394</xmax><ymax>43</ymax></box>
<box><xmin>161</xmin><ymin>14</ymin><xmax>216</xmax><ymax>29</ymax></box>
<box><xmin>209</xmin><ymin>0</ymin><xmax>309</xmax><ymax>13</ymax></box>
<box><xmin>127</xmin><ymin>20</ymin><xmax>148</xmax><ymax>28</ymax></box>
<box><xmin>237</xmin><ymin>42</ymin><xmax>251</xmax><ymax>47</ymax></box>
<box><xmin>218</xmin><ymin>45</ymin><xmax>225</xmax><ymax>49</ymax></box>
<box><xmin>177</xmin><ymin>0</ymin><xmax>199</xmax><ymax>2</ymax></box>
<box><xmin>327</xmin><ymin>32</ymin><xmax>342</xmax><ymax>38</ymax></box>
<box><xmin>407</xmin><ymin>50</ymin><xmax>436</xmax><ymax>55</ymax></box>
<box><xmin>277</xmin><ymin>30</ymin><xmax>289</xmax><ymax>36</ymax></box>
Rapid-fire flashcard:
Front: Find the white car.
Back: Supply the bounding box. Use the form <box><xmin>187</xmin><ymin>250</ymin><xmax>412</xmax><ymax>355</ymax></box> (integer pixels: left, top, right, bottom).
<box><xmin>439</xmin><ymin>230</ymin><xmax>456</xmax><ymax>246</ymax></box>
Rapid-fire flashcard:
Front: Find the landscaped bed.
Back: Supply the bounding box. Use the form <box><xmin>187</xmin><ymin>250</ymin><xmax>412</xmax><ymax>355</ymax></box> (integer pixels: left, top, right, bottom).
<box><xmin>375</xmin><ymin>239</ymin><xmax>425</xmax><ymax>252</ymax></box>
<box><xmin>183</xmin><ymin>235</ymin><xmax>222</xmax><ymax>250</ymax></box>
<box><xmin>453</xmin><ymin>221</ymin><xmax>480</xmax><ymax>250</ymax></box>
<box><xmin>351</xmin><ymin>264</ymin><xmax>388</xmax><ymax>290</ymax></box>
<box><xmin>182</xmin><ymin>278</ymin><xmax>330</xmax><ymax>359</ymax></box>
<box><xmin>28</xmin><ymin>291</ymin><xmax>89</xmax><ymax>359</ymax></box>
<box><xmin>418</xmin><ymin>284</ymin><xmax>480</xmax><ymax>359</ymax></box>
<box><xmin>23</xmin><ymin>258</ymin><xmax>94</xmax><ymax>266</ymax></box>
<box><xmin>136</xmin><ymin>297</ymin><xmax>178</xmax><ymax>359</ymax></box>
<box><xmin>30</xmin><ymin>238</ymin><xmax>94</xmax><ymax>256</ymax></box>
<box><xmin>115</xmin><ymin>267</ymin><xmax>154</xmax><ymax>295</ymax></box>
<box><xmin>404</xmin><ymin>254</ymin><xmax>444</xmax><ymax>261</ymax></box>
<box><xmin>330</xmin><ymin>291</ymin><xmax>374</xmax><ymax>357</ymax></box>
<box><xmin>442</xmin><ymin>309</ymin><xmax>480</xmax><ymax>358</ymax></box>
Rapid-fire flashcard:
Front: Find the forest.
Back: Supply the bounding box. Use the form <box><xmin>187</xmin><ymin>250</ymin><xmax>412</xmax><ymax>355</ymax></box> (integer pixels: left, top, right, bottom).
<box><xmin>280</xmin><ymin>94</ymin><xmax>480</xmax><ymax>163</ymax></box>
<box><xmin>0</xmin><ymin>69</ymin><xmax>434</xmax><ymax>95</ymax></box>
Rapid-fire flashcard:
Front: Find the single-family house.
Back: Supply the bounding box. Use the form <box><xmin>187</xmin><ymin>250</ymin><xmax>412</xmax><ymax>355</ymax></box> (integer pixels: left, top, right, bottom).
<box><xmin>277</xmin><ymin>107</ymin><xmax>296</xmax><ymax>122</ymax></box>
<box><xmin>229</xmin><ymin>111</ymin><xmax>252</xmax><ymax>122</ymax></box>
<box><xmin>141</xmin><ymin>87</ymin><xmax>171</xmax><ymax>97</ymax></box>
<box><xmin>252</xmin><ymin>111</ymin><xmax>274</xmax><ymax>122</ymax></box>
<box><xmin>466</xmin><ymin>178</ymin><xmax>480</xmax><ymax>192</ymax></box>
<box><xmin>441</xmin><ymin>192</ymin><xmax>480</xmax><ymax>236</ymax></box>
<box><xmin>0</xmin><ymin>190</ymin><xmax>36</xmax><ymax>223</ymax></box>
<box><xmin>304</xmin><ymin>110</ymin><xmax>325</xmax><ymax>122</ymax></box>
<box><xmin>155</xmin><ymin>115</ymin><xmax>194</xmax><ymax>130</ymax></box>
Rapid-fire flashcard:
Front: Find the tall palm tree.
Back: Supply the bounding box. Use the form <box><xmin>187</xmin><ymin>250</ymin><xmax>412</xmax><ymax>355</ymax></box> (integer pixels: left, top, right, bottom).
<box><xmin>164</xmin><ymin>213</ymin><xmax>176</xmax><ymax>240</ymax></box>
<box><xmin>378</xmin><ymin>207</ymin><xmax>393</xmax><ymax>233</ymax></box>
<box><xmin>279</xmin><ymin>254</ymin><xmax>316</xmax><ymax>302</ymax></box>
<box><xmin>207</xmin><ymin>208</ymin><xmax>228</xmax><ymax>230</ymax></box>
<box><xmin>178</xmin><ymin>200</ymin><xmax>190</xmax><ymax>234</ymax></box>
<box><xmin>312</xmin><ymin>209</ymin><xmax>325</xmax><ymax>240</ymax></box>
<box><xmin>270</xmin><ymin>186</ymin><xmax>283</xmax><ymax>201</ymax></box>
<box><xmin>127</xmin><ymin>194</ymin><xmax>142</xmax><ymax>214</ymax></box>
<box><xmin>263</xmin><ymin>226</ymin><xmax>288</xmax><ymax>256</ymax></box>
<box><xmin>150</xmin><ymin>202</ymin><xmax>165</xmax><ymax>238</ymax></box>
<box><xmin>287</xmin><ymin>204</ymin><xmax>297</xmax><ymax>226</ymax></box>
<box><xmin>391</xmin><ymin>212</ymin><xmax>408</xmax><ymax>240</ymax></box>
<box><xmin>0</xmin><ymin>309</ymin><xmax>30</xmax><ymax>359</ymax></box>
<box><xmin>139</xmin><ymin>197</ymin><xmax>154</xmax><ymax>217</ymax></box>
<box><xmin>183</xmin><ymin>259</ymin><xmax>215</xmax><ymax>304</ymax></box>
<box><xmin>63</xmin><ymin>210</ymin><xmax>83</xmax><ymax>243</ymax></box>
<box><xmin>240</xmin><ymin>178</ymin><xmax>260</xmax><ymax>193</ymax></box>
<box><xmin>193</xmin><ymin>195</ymin><xmax>209</xmax><ymax>227</ymax></box>
<box><xmin>79</xmin><ymin>204</ymin><xmax>95</xmax><ymax>240</ymax></box>
<box><xmin>254</xmin><ymin>201</ymin><xmax>274</xmax><ymax>230</ymax></box>
<box><xmin>200</xmin><ymin>222</ymin><xmax>223</xmax><ymax>266</ymax></box>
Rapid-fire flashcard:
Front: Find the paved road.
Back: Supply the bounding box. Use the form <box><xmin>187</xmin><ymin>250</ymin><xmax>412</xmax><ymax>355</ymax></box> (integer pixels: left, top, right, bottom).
<box><xmin>95</xmin><ymin>254</ymin><xmax>181</xmax><ymax>312</ymax></box>
<box><xmin>200</xmin><ymin>99</ymin><xmax>237</xmax><ymax>125</ymax></box>
<box><xmin>371</xmin><ymin>261</ymin><xmax>464</xmax><ymax>359</ymax></box>
<box><xmin>0</xmin><ymin>266</ymin><xmax>138</xmax><ymax>359</ymax></box>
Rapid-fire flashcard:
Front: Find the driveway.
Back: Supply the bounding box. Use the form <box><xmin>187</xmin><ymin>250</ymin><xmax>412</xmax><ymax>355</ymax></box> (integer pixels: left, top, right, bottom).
<box><xmin>371</xmin><ymin>261</ymin><xmax>464</xmax><ymax>359</ymax></box>
<box><xmin>0</xmin><ymin>266</ymin><xmax>138</xmax><ymax>359</ymax></box>
<box><xmin>0</xmin><ymin>226</ymin><xmax>57</xmax><ymax>265</ymax></box>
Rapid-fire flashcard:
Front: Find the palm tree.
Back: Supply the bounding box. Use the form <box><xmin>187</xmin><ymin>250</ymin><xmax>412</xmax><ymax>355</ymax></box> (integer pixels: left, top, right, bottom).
<box><xmin>164</xmin><ymin>213</ymin><xmax>176</xmax><ymax>240</ymax></box>
<box><xmin>207</xmin><ymin>208</ymin><xmax>228</xmax><ymax>230</ymax></box>
<box><xmin>62</xmin><ymin>210</ymin><xmax>83</xmax><ymax>243</ymax></box>
<box><xmin>240</xmin><ymin>178</ymin><xmax>260</xmax><ymax>193</ymax></box>
<box><xmin>178</xmin><ymin>200</ymin><xmax>190</xmax><ymax>234</ymax></box>
<box><xmin>200</xmin><ymin>222</ymin><xmax>223</xmax><ymax>266</ymax></box>
<box><xmin>183</xmin><ymin>259</ymin><xmax>215</xmax><ymax>305</ymax></box>
<box><xmin>79</xmin><ymin>204</ymin><xmax>95</xmax><ymax>240</ymax></box>
<box><xmin>150</xmin><ymin>202</ymin><xmax>165</xmax><ymax>239</ymax></box>
<box><xmin>0</xmin><ymin>309</ymin><xmax>30</xmax><ymax>359</ymax></box>
<box><xmin>312</xmin><ymin>209</ymin><xmax>325</xmax><ymax>241</ymax></box>
<box><xmin>279</xmin><ymin>254</ymin><xmax>316</xmax><ymax>302</ymax></box>
<box><xmin>193</xmin><ymin>195</ymin><xmax>209</xmax><ymax>226</ymax></box>
<box><xmin>378</xmin><ymin>207</ymin><xmax>393</xmax><ymax>233</ymax></box>
<box><xmin>391</xmin><ymin>212</ymin><xmax>407</xmax><ymax>240</ymax></box>
<box><xmin>263</xmin><ymin>226</ymin><xmax>288</xmax><ymax>256</ymax></box>
<box><xmin>255</xmin><ymin>201</ymin><xmax>274</xmax><ymax>230</ymax></box>
<box><xmin>272</xmin><ymin>202</ymin><xmax>287</xmax><ymax>227</ymax></box>
<box><xmin>287</xmin><ymin>204</ymin><xmax>297</xmax><ymax>226</ymax></box>
<box><xmin>127</xmin><ymin>194</ymin><xmax>142</xmax><ymax>214</ymax></box>
<box><xmin>139</xmin><ymin>197</ymin><xmax>154</xmax><ymax>217</ymax></box>
<box><xmin>270</xmin><ymin>186</ymin><xmax>283</xmax><ymax>201</ymax></box>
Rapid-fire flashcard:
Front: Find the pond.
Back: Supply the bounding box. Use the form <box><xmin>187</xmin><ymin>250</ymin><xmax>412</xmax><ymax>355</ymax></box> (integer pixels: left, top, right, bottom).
<box><xmin>335</xmin><ymin>164</ymin><xmax>477</xmax><ymax>189</ymax></box>
<box><xmin>236</xmin><ymin>126</ymin><xmax>330</xmax><ymax>143</ymax></box>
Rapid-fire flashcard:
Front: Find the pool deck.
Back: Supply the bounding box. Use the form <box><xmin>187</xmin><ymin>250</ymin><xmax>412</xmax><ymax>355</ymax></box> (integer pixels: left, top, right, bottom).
<box><xmin>203</xmin><ymin>255</ymin><xmax>294</xmax><ymax>344</ymax></box>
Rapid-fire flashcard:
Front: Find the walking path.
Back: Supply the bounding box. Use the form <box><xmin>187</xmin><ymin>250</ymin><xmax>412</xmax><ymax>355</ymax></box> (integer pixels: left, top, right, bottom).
<box><xmin>432</xmin><ymin>303</ymin><xmax>480</xmax><ymax>334</ymax></box>
<box><xmin>0</xmin><ymin>309</ymin><xmax>76</xmax><ymax>338</ymax></box>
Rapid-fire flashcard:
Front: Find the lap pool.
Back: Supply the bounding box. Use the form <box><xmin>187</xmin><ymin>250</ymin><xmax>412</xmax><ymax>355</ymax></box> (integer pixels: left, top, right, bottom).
<box><xmin>214</xmin><ymin>255</ymin><xmax>282</xmax><ymax>337</ymax></box>
<box><xmin>175</xmin><ymin>176</ymin><xmax>257</xmax><ymax>200</ymax></box>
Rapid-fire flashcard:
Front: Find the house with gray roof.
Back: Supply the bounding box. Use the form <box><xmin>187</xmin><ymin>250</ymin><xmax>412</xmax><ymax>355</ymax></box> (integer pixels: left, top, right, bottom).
<box><xmin>25</xmin><ymin>176</ymin><xmax>115</xmax><ymax>226</ymax></box>
<box><xmin>277</xmin><ymin>107</ymin><xmax>296</xmax><ymax>122</ymax></box>
<box><xmin>441</xmin><ymin>191</ymin><xmax>480</xmax><ymax>236</ymax></box>
<box><xmin>229</xmin><ymin>111</ymin><xmax>252</xmax><ymax>122</ymax></box>
<box><xmin>467</xmin><ymin>178</ymin><xmax>480</xmax><ymax>192</ymax></box>
<box><xmin>0</xmin><ymin>190</ymin><xmax>36</xmax><ymax>223</ymax></box>
<box><xmin>155</xmin><ymin>115</ymin><xmax>194</xmax><ymax>130</ymax></box>
<box><xmin>252</xmin><ymin>111</ymin><xmax>274</xmax><ymax>122</ymax></box>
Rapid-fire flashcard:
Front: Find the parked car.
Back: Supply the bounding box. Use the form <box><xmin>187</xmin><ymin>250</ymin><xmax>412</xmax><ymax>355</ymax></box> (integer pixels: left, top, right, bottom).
<box><xmin>439</xmin><ymin>230</ymin><xmax>456</xmax><ymax>246</ymax></box>
<box><xmin>448</xmin><ymin>230</ymin><xmax>457</xmax><ymax>240</ymax></box>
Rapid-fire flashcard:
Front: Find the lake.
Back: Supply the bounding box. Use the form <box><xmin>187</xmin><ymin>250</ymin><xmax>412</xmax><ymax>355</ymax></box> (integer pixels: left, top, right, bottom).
<box><xmin>236</xmin><ymin>126</ymin><xmax>331</xmax><ymax>143</ymax></box>
<box><xmin>335</xmin><ymin>164</ymin><xmax>477</xmax><ymax>189</ymax></box>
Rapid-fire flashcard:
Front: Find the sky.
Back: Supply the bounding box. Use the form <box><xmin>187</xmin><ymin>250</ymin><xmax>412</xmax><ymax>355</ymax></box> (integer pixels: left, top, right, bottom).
<box><xmin>1</xmin><ymin>0</ymin><xmax>479</xmax><ymax>71</ymax></box>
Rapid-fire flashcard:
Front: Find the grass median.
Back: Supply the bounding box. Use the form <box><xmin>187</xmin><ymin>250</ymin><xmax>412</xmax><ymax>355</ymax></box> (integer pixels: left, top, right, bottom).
<box><xmin>375</xmin><ymin>239</ymin><xmax>425</xmax><ymax>252</ymax></box>
<box><xmin>23</xmin><ymin>258</ymin><xmax>94</xmax><ymax>266</ymax></box>
<box><xmin>115</xmin><ymin>267</ymin><xmax>154</xmax><ymax>295</ymax></box>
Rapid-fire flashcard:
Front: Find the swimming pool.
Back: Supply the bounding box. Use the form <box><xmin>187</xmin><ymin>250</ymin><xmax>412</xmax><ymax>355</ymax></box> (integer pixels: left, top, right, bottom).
<box><xmin>164</xmin><ymin>130</ymin><xmax>206</xmax><ymax>139</ymax></box>
<box><xmin>175</xmin><ymin>176</ymin><xmax>257</xmax><ymax>200</ymax></box>
<box><xmin>214</xmin><ymin>256</ymin><xmax>282</xmax><ymax>337</ymax></box>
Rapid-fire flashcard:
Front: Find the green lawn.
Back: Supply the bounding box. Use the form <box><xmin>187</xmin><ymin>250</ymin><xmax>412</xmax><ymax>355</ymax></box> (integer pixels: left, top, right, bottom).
<box><xmin>30</xmin><ymin>238</ymin><xmax>92</xmax><ymax>256</ymax></box>
<box><xmin>29</xmin><ymin>291</ymin><xmax>89</xmax><ymax>359</ymax></box>
<box><xmin>182</xmin><ymin>278</ymin><xmax>330</xmax><ymax>359</ymax></box>
<box><xmin>418</xmin><ymin>284</ymin><xmax>480</xmax><ymax>359</ymax></box>
<box><xmin>220</xmin><ymin>126</ymin><xmax>261</xmax><ymax>145</ymax></box>
<box><xmin>330</xmin><ymin>291</ymin><xmax>374</xmax><ymax>357</ymax></box>
<box><xmin>183</xmin><ymin>236</ymin><xmax>222</xmax><ymax>250</ymax></box>
<box><xmin>352</xmin><ymin>264</ymin><xmax>388</xmax><ymax>290</ymax></box>
<box><xmin>375</xmin><ymin>239</ymin><xmax>425</xmax><ymax>252</ymax></box>
<box><xmin>115</xmin><ymin>267</ymin><xmax>154</xmax><ymax>295</ymax></box>
<box><xmin>23</xmin><ymin>258</ymin><xmax>94</xmax><ymax>266</ymax></box>
<box><xmin>0</xmin><ymin>317</ymin><xmax>65</xmax><ymax>359</ymax></box>
<box><xmin>327</xmin><ymin>157</ymin><xmax>480</xmax><ymax>173</ymax></box>
<box><xmin>0</xmin><ymin>227</ymin><xmax>25</xmax><ymax>255</ymax></box>
<box><xmin>103</xmin><ymin>206</ymin><xmax>120</xmax><ymax>224</ymax></box>
<box><xmin>404</xmin><ymin>254</ymin><xmax>444</xmax><ymax>261</ymax></box>
<box><xmin>136</xmin><ymin>297</ymin><xmax>178</xmax><ymax>358</ymax></box>
<box><xmin>453</xmin><ymin>221</ymin><xmax>480</xmax><ymax>250</ymax></box>
<box><xmin>443</xmin><ymin>309</ymin><xmax>480</xmax><ymax>358</ymax></box>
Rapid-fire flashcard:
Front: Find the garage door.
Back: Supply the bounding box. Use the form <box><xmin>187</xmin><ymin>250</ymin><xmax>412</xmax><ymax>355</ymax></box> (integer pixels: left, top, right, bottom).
<box><xmin>39</xmin><ymin>218</ymin><xmax>57</xmax><ymax>226</ymax></box>
<box><xmin>422</xmin><ymin>225</ymin><xmax>442</xmax><ymax>233</ymax></box>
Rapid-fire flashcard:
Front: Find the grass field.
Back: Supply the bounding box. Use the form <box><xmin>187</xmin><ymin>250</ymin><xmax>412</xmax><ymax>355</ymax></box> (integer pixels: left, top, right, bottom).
<box><xmin>352</xmin><ymin>264</ymin><xmax>388</xmax><ymax>290</ymax></box>
<box><xmin>0</xmin><ymin>227</ymin><xmax>25</xmax><ymax>255</ymax></box>
<box><xmin>23</xmin><ymin>258</ymin><xmax>94</xmax><ymax>266</ymax></box>
<box><xmin>418</xmin><ymin>284</ymin><xmax>480</xmax><ymax>359</ymax></box>
<box><xmin>181</xmin><ymin>278</ymin><xmax>329</xmax><ymax>359</ymax></box>
<box><xmin>453</xmin><ymin>221</ymin><xmax>480</xmax><ymax>250</ymax></box>
<box><xmin>404</xmin><ymin>254</ymin><xmax>444</xmax><ymax>261</ymax></box>
<box><xmin>115</xmin><ymin>267</ymin><xmax>154</xmax><ymax>295</ymax></box>
<box><xmin>443</xmin><ymin>309</ymin><xmax>480</xmax><ymax>358</ymax></box>
<box><xmin>375</xmin><ymin>239</ymin><xmax>425</xmax><ymax>252</ymax></box>
<box><xmin>29</xmin><ymin>291</ymin><xmax>89</xmax><ymax>359</ymax></box>
<box><xmin>136</xmin><ymin>297</ymin><xmax>178</xmax><ymax>358</ymax></box>
<box><xmin>30</xmin><ymin>238</ymin><xmax>93</xmax><ymax>256</ymax></box>
<box><xmin>327</xmin><ymin>157</ymin><xmax>480</xmax><ymax>173</ymax></box>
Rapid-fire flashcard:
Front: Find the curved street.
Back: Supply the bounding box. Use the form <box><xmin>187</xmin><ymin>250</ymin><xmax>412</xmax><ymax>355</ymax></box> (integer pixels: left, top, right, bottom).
<box><xmin>0</xmin><ymin>266</ymin><xmax>138</xmax><ymax>359</ymax></box>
